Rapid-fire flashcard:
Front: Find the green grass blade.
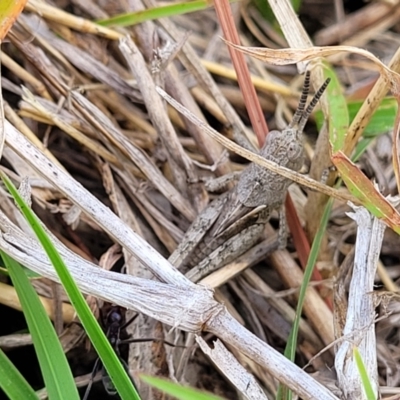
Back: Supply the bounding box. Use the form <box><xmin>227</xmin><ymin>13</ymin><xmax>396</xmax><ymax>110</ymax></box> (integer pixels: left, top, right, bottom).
<box><xmin>285</xmin><ymin>199</ymin><xmax>333</xmax><ymax>361</ymax></box>
<box><xmin>348</xmin><ymin>97</ymin><xmax>397</xmax><ymax>138</ymax></box>
<box><xmin>2</xmin><ymin>251</ymin><xmax>79</xmax><ymax>399</ymax></box>
<box><xmin>282</xmin><ymin>198</ymin><xmax>332</xmax><ymax>360</ymax></box>
<box><xmin>353</xmin><ymin>347</ymin><xmax>376</xmax><ymax>400</ymax></box>
<box><xmin>0</xmin><ymin>347</ymin><xmax>39</xmax><ymax>400</ymax></box>
<box><xmin>324</xmin><ymin>65</ymin><xmax>350</xmax><ymax>153</ymax></box>
<box><xmin>140</xmin><ymin>375</ymin><xmax>225</xmax><ymax>400</ymax></box>
<box><xmin>353</xmin><ymin>138</ymin><xmax>374</xmax><ymax>163</ymax></box>
<box><xmin>97</xmin><ymin>0</ymin><xmax>236</xmax><ymax>27</ymax></box>
<box><xmin>0</xmin><ymin>172</ymin><xmax>140</xmax><ymax>400</ymax></box>
<box><xmin>316</xmin><ymin>97</ymin><xmax>397</xmax><ymax>139</ymax></box>
<box><xmin>252</xmin><ymin>0</ymin><xmax>300</xmax><ymax>31</ymax></box>
<box><xmin>276</xmin><ymin>197</ymin><xmax>334</xmax><ymax>400</ymax></box>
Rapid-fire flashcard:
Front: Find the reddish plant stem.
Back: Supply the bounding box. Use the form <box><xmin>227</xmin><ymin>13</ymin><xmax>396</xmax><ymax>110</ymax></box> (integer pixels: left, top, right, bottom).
<box><xmin>213</xmin><ymin>0</ymin><xmax>269</xmax><ymax>146</ymax></box>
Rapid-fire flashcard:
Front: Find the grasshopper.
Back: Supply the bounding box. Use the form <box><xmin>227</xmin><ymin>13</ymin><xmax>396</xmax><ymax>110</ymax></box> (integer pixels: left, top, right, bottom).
<box><xmin>168</xmin><ymin>72</ymin><xmax>330</xmax><ymax>281</ymax></box>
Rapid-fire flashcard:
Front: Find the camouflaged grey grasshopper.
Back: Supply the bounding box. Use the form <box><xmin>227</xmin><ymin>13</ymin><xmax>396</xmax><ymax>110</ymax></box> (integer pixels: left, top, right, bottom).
<box><xmin>166</xmin><ymin>72</ymin><xmax>330</xmax><ymax>281</ymax></box>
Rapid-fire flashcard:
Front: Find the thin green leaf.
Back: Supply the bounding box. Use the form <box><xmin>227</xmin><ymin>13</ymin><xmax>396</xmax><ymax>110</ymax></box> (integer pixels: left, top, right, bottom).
<box><xmin>315</xmin><ymin>97</ymin><xmax>397</xmax><ymax>139</ymax></box>
<box><xmin>0</xmin><ymin>262</ymin><xmax>41</xmax><ymax>278</ymax></box>
<box><xmin>277</xmin><ymin>197</ymin><xmax>334</xmax><ymax>400</ymax></box>
<box><xmin>97</xmin><ymin>0</ymin><xmax>236</xmax><ymax>27</ymax></box>
<box><xmin>0</xmin><ymin>347</ymin><xmax>39</xmax><ymax>400</ymax></box>
<box><xmin>0</xmin><ymin>172</ymin><xmax>140</xmax><ymax>400</ymax></box>
<box><xmin>252</xmin><ymin>0</ymin><xmax>300</xmax><ymax>28</ymax></box>
<box><xmin>353</xmin><ymin>138</ymin><xmax>374</xmax><ymax>163</ymax></box>
<box><xmin>349</xmin><ymin>97</ymin><xmax>397</xmax><ymax>138</ymax></box>
<box><xmin>324</xmin><ymin>65</ymin><xmax>349</xmax><ymax>153</ymax></box>
<box><xmin>2</xmin><ymin>252</ymin><xmax>79</xmax><ymax>399</ymax></box>
<box><xmin>353</xmin><ymin>347</ymin><xmax>376</xmax><ymax>400</ymax></box>
<box><xmin>140</xmin><ymin>375</ymin><xmax>225</xmax><ymax>400</ymax></box>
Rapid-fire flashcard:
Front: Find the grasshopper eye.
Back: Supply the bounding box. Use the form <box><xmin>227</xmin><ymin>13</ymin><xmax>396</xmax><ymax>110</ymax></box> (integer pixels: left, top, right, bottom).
<box><xmin>287</xmin><ymin>142</ymin><xmax>302</xmax><ymax>161</ymax></box>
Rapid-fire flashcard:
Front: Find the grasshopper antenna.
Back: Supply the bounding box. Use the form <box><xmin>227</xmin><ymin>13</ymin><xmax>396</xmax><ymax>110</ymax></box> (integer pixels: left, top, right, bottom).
<box><xmin>288</xmin><ymin>71</ymin><xmax>311</xmax><ymax>129</ymax></box>
<box><xmin>298</xmin><ymin>77</ymin><xmax>331</xmax><ymax>133</ymax></box>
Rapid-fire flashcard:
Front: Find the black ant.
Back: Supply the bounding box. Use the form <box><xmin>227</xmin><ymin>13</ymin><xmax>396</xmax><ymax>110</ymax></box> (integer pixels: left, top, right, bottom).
<box><xmin>82</xmin><ymin>305</ymin><xmax>178</xmax><ymax>399</ymax></box>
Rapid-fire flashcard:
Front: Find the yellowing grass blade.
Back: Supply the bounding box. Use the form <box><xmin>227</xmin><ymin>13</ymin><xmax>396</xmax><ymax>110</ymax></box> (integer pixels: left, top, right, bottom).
<box><xmin>332</xmin><ymin>151</ymin><xmax>400</xmax><ymax>234</ymax></box>
<box><xmin>0</xmin><ymin>0</ymin><xmax>26</xmax><ymax>40</ymax></box>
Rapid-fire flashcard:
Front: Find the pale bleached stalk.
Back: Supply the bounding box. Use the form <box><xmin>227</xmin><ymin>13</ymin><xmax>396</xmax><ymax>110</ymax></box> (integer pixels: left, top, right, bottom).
<box><xmin>335</xmin><ymin>204</ymin><xmax>385</xmax><ymax>399</ymax></box>
<box><xmin>4</xmin><ymin>119</ymin><xmax>192</xmax><ymax>288</ymax></box>
<box><xmin>267</xmin><ymin>0</ymin><xmax>313</xmax><ymax>49</ymax></box>
<box><xmin>197</xmin><ymin>337</ymin><xmax>267</xmax><ymax>400</ymax></box>
<box><xmin>0</xmin><ymin>208</ymin><xmax>338</xmax><ymax>399</ymax></box>
<box><xmin>119</xmin><ymin>36</ymin><xmax>199</xmax><ymax>205</ymax></box>
<box><xmin>2</xmin><ymin>120</ymin><xmax>340</xmax><ymax>399</ymax></box>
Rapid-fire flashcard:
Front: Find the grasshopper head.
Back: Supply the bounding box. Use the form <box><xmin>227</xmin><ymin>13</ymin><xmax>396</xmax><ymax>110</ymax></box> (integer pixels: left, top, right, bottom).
<box><xmin>259</xmin><ymin>73</ymin><xmax>330</xmax><ymax>171</ymax></box>
<box><xmin>261</xmin><ymin>128</ymin><xmax>304</xmax><ymax>171</ymax></box>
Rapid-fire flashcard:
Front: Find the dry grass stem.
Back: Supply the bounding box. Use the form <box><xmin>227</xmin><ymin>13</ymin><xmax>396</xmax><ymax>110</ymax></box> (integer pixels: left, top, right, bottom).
<box><xmin>197</xmin><ymin>337</ymin><xmax>268</xmax><ymax>400</ymax></box>
<box><xmin>2</xmin><ymin>1</ymin><xmax>400</xmax><ymax>398</ymax></box>
<box><xmin>157</xmin><ymin>86</ymin><xmax>356</xmax><ymax>204</ymax></box>
<box><xmin>335</xmin><ymin>205</ymin><xmax>386</xmax><ymax>398</ymax></box>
